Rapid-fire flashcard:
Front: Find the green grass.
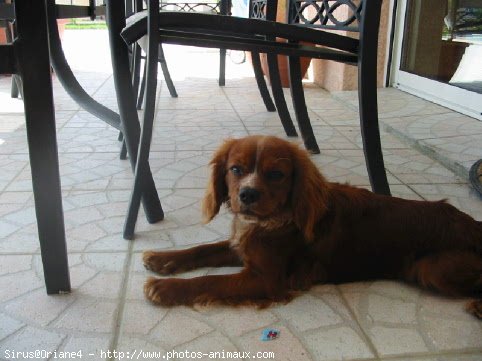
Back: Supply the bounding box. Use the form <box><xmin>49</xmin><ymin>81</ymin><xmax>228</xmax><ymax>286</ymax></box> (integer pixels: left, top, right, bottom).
<box><xmin>65</xmin><ymin>20</ymin><xmax>107</xmax><ymax>30</ymax></box>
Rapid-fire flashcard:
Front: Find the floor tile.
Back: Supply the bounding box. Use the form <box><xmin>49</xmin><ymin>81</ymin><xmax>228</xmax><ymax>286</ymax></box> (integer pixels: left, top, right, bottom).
<box><xmin>0</xmin><ymin>252</ymin><xmax>125</xmax><ymax>359</ymax></box>
<box><xmin>150</xmin><ymin>126</ymin><xmax>248</xmax><ymax>152</ymax></box>
<box><xmin>383</xmin><ymin>112</ymin><xmax>482</xmax><ymax>140</ymax></box>
<box><xmin>340</xmin><ymin>281</ymin><xmax>482</xmax><ymax>357</ymax></box>
<box><xmin>245</xmin><ymin>124</ymin><xmax>358</xmax><ymax>150</ymax></box>
<box><xmin>409</xmin><ymin>183</ymin><xmax>482</xmax><ymax>221</ymax></box>
<box><xmin>382</xmin><ymin>148</ymin><xmax>466</xmax><ymax>184</ymax></box>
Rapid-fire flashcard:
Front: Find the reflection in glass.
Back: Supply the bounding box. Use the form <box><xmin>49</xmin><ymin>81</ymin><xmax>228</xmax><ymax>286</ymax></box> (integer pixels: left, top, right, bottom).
<box><xmin>401</xmin><ymin>0</ymin><xmax>482</xmax><ymax>94</ymax></box>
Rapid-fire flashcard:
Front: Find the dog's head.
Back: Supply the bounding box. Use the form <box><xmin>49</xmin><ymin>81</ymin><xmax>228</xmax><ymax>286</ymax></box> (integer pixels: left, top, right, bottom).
<box><xmin>202</xmin><ymin>136</ymin><xmax>329</xmax><ymax>241</ymax></box>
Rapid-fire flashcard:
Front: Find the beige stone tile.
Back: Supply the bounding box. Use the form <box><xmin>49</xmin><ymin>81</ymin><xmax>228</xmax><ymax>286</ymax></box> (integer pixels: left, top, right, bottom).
<box><xmin>122</xmin><ymin>300</ymin><xmax>168</xmax><ymax>336</ymax></box>
<box><xmin>150</xmin><ymin>309</ymin><xmax>214</xmax><ymax>347</ymax></box>
<box><xmin>340</xmin><ymin>280</ymin><xmax>482</xmax><ymax>357</ymax></box>
<box><xmin>383</xmin><ymin>148</ymin><xmax>466</xmax><ymax>184</ymax></box>
<box><xmin>53</xmin><ymin>298</ymin><xmax>118</xmax><ymax>333</ymax></box>
<box><xmin>383</xmin><ymin>112</ymin><xmax>482</xmax><ymax>140</ymax></box>
<box><xmin>238</xmin><ymin>325</ymin><xmax>312</xmax><ymax>361</ymax></box>
<box><xmin>4</xmin><ymin>289</ymin><xmax>75</xmax><ymax>327</ymax></box>
<box><xmin>195</xmin><ymin>306</ymin><xmax>277</xmax><ymax>337</ymax></box>
<box><xmin>369</xmin><ymin>326</ymin><xmax>429</xmax><ymax>355</ymax></box>
<box><xmin>246</xmin><ymin>125</ymin><xmax>358</xmax><ymax>151</ymax></box>
<box><xmin>174</xmin><ymin>331</ymin><xmax>238</xmax><ymax>360</ymax></box>
<box><xmin>60</xmin><ymin>336</ymin><xmax>111</xmax><ymax>361</ymax></box>
<box><xmin>410</xmin><ymin>183</ymin><xmax>482</xmax><ymax>221</ymax></box>
<box><xmin>380</xmin><ymin>355</ymin><xmax>482</xmax><ymax>361</ymax></box>
<box><xmin>272</xmin><ymin>294</ymin><xmax>344</xmax><ymax>332</ymax></box>
<box><xmin>0</xmin><ymin>313</ymin><xmax>24</xmax><ymax>341</ymax></box>
<box><xmin>336</xmin><ymin>125</ymin><xmax>411</xmax><ymax>150</ymax></box>
<box><xmin>0</xmin><ymin>326</ymin><xmax>65</xmax><ymax>361</ymax></box>
<box><xmin>303</xmin><ymin>326</ymin><xmax>374</xmax><ymax>360</ymax></box>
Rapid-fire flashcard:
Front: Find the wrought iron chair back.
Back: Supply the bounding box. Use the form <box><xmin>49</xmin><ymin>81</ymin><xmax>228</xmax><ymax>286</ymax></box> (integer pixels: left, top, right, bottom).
<box><xmin>288</xmin><ymin>0</ymin><xmax>362</xmax><ymax>31</ymax></box>
<box><xmin>249</xmin><ymin>0</ymin><xmax>276</xmax><ymax>21</ymax></box>
<box><xmin>159</xmin><ymin>0</ymin><xmax>227</xmax><ymax>14</ymax></box>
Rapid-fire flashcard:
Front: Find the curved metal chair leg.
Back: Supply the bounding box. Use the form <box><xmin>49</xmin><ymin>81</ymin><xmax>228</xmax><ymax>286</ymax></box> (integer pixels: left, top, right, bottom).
<box><xmin>137</xmin><ymin>64</ymin><xmax>147</xmax><ymax>109</ymax></box>
<box><xmin>267</xmin><ymin>54</ymin><xmax>297</xmax><ymax>137</ymax></box>
<box><xmin>358</xmin><ymin>67</ymin><xmax>390</xmax><ymax>195</ymax></box>
<box><xmin>123</xmin><ymin>0</ymin><xmax>161</xmax><ymax>240</ymax></box>
<box><xmin>159</xmin><ymin>44</ymin><xmax>178</xmax><ymax>97</ymax></box>
<box><xmin>250</xmin><ymin>52</ymin><xmax>276</xmax><ymax>112</ymax></box>
<box><xmin>11</xmin><ymin>75</ymin><xmax>19</xmax><ymax>98</ymax></box>
<box><xmin>118</xmin><ymin>131</ymin><xmax>128</xmax><ymax>160</ymax></box>
<box><xmin>120</xmin><ymin>141</ymin><xmax>128</xmax><ymax>160</ymax></box>
<box><xmin>131</xmin><ymin>43</ymin><xmax>142</xmax><ymax>99</ymax></box>
<box><xmin>106</xmin><ymin>0</ymin><xmax>164</xmax><ymax>225</ymax></box>
<box><xmin>358</xmin><ymin>0</ymin><xmax>390</xmax><ymax>196</ymax></box>
<box><xmin>288</xmin><ymin>56</ymin><xmax>319</xmax><ymax>154</ymax></box>
<box><xmin>137</xmin><ymin>44</ymin><xmax>177</xmax><ymax>108</ymax></box>
<box><xmin>219</xmin><ymin>48</ymin><xmax>226</xmax><ymax>86</ymax></box>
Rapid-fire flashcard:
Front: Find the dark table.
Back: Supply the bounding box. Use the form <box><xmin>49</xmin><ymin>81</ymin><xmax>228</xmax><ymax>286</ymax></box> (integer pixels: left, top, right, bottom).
<box><xmin>0</xmin><ymin>0</ymin><xmax>164</xmax><ymax>294</ymax></box>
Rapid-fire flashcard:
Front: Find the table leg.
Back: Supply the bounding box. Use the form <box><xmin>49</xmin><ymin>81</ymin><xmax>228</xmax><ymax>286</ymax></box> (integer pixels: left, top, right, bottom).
<box><xmin>14</xmin><ymin>0</ymin><xmax>70</xmax><ymax>294</ymax></box>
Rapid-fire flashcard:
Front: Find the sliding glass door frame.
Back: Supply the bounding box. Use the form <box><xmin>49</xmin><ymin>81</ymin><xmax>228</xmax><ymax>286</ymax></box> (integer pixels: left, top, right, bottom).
<box><xmin>390</xmin><ymin>0</ymin><xmax>482</xmax><ymax>121</ymax></box>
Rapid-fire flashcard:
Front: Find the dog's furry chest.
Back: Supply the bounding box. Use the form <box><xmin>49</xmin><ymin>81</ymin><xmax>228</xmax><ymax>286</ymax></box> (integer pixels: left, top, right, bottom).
<box><xmin>229</xmin><ymin>214</ymin><xmax>299</xmax><ymax>261</ymax></box>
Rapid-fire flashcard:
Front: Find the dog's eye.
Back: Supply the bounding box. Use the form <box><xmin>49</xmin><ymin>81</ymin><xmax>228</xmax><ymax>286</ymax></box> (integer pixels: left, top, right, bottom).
<box><xmin>229</xmin><ymin>166</ymin><xmax>243</xmax><ymax>176</ymax></box>
<box><xmin>266</xmin><ymin>170</ymin><xmax>284</xmax><ymax>181</ymax></box>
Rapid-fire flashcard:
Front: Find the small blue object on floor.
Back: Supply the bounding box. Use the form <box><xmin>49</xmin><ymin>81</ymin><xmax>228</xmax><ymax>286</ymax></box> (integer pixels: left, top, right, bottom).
<box><xmin>261</xmin><ymin>328</ymin><xmax>280</xmax><ymax>341</ymax></box>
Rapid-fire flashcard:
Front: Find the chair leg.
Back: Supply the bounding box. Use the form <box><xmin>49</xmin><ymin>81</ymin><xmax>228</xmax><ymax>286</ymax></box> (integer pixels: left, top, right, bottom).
<box><xmin>358</xmin><ymin>66</ymin><xmax>391</xmax><ymax>195</ymax></box>
<box><xmin>124</xmin><ymin>0</ymin><xmax>160</xmax><ymax>240</ymax></box>
<box><xmin>159</xmin><ymin>44</ymin><xmax>178</xmax><ymax>98</ymax></box>
<box><xmin>118</xmin><ymin>131</ymin><xmax>128</xmax><ymax>160</ymax></box>
<box><xmin>137</xmin><ymin>64</ymin><xmax>147</xmax><ymax>109</ymax></box>
<box><xmin>131</xmin><ymin>43</ymin><xmax>142</xmax><ymax>99</ymax></box>
<box><xmin>219</xmin><ymin>48</ymin><xmax>226</xmax><ymax>86</ymax></box>
<box><xmin>288</xmin><ymin>56</ymin><xmax>320</xmax><ymax>154</ymax></box>
<box><xmin>267</xmin><ymin>54</ymin><xmax>297</xmax><ymax>137</ymax></box>
<box><xmin>11</xmin><ymin>75</ymin><xmax>19</xmax><ymax>98</ymax></box>
<box><xmin>106</xmin><ymin>0</ymin><xmax>164</xmax><ymax>226</ymax></box>
<box><xmin>250</xmin><ymin>52</ymin><xmax>276</xmax><ymax>112</ymax></box>
<box><xmin>137</xmin><ymin>45</ymin><xmax>177</xmax><ymax>107</ymax></box>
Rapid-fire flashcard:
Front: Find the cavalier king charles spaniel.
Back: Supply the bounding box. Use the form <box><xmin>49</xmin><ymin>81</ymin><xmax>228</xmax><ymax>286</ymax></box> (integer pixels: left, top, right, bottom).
<box><xmin>143</xmin><ymin>135</ymin><xmax>482</xmax><ymax>317</ymax></box>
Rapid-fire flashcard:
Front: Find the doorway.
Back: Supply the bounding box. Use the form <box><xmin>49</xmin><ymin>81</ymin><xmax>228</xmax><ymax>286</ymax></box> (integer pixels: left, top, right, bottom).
<box><xmin>391</xmin><ymin>0</ymin><xmax>482</xmax><ymax>120</ymax></box>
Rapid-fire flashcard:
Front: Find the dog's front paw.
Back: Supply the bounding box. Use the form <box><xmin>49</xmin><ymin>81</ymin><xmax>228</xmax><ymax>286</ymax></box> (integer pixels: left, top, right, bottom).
<box><xmin>143</xmin><ymin>251</ymin><xmax>181</xmax><ymax>275</ymax></box>
<box><xmin>466</xmin><ymin>299</ymin><xmax>482</xmax><ymax>319</ymax></box>
<box><xmin>144</xmin><ymin>277</ymin><xmax>192</xmax><ymax>306</ymax></box>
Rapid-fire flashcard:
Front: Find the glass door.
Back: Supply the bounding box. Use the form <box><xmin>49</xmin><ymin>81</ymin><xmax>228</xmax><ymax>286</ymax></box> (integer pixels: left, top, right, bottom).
<box><xmin>391</xmin><ymin>0</ymin><xmax>482</xmax><ymax>120</ymax></box>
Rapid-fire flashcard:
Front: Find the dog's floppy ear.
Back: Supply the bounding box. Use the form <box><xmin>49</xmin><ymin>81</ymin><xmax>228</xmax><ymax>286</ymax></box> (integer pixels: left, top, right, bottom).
<box><xmin>290</xmin><ymin>145</ymin><xmax>330</xmax><ymax>241</ymax></box>
<box><xmin>202</xmin><ymin>139</ymin><xmax>236</xmax><ymax>223</ymax></box>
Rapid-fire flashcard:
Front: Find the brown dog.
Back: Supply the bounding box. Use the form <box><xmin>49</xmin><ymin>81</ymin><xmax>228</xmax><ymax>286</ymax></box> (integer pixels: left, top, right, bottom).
<box><xmin>143</xmin><ymin>135</ymin><xmax>482</xmax><ymax>317</ymax></box>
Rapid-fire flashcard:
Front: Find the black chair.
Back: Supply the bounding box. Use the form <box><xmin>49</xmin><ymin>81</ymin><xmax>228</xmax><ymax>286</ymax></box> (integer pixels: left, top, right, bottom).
<box><xmin>131</xmin><ymin>0</ymin><xmax>282</xmax><ymax>121</ymax></box>
<box><xmin>121</xmin><ymin>0</ymin><xmax>391</xmax><ymax>237</ymax></box>
<box><xmin>131</xmin><ymin>0</ymin><xmax>304</xmax><ymax>143</ymax></box>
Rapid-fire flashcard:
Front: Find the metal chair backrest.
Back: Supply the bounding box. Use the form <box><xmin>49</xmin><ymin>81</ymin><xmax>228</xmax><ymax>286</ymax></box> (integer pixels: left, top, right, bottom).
<box><xmin>249</xmin><ymin>0</ymin><xmax>278</xmax><ymax>21</ymax></box>
<box><xmin>288</xmin><ymin>0</ymin><xmax>363</xmax><ymax>32</ymax></box>
<box><xmin>159</xmin><ymin>0</ymin><xmax>231</xmax><ymax>15</ymax></box>
<box><xmin>249</xmin><ymin>0</ymin><xmax>372</xmax><ymax>32</ymax></box>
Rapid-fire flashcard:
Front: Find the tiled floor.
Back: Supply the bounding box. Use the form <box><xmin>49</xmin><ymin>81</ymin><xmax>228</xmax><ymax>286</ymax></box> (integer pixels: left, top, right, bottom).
<box><xmin>0</xmin><ymin>30</ymin><xmax>481</xmax><ymax>361</ymax></box>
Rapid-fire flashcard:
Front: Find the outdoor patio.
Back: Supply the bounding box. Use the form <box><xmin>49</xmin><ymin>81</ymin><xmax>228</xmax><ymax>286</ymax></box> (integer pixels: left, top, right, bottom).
<box><xmin>0</xmin><ymin>29</ymin><xmax>481</xmax><ymax>361</ymax></box>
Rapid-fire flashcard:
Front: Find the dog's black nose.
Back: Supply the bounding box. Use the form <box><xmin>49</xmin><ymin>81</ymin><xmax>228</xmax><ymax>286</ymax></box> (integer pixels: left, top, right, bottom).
<box><xmin>239</xmin><ymin>187</ymin><xmax>260</xmax><ymax>205</ymax></box>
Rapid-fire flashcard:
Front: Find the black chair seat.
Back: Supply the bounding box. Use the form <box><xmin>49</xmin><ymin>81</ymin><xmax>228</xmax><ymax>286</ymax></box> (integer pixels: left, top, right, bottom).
<box><xmin>123</xmin><ymin>11</ymin><xmax>359</xmax><ymax>62</ymax></box>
